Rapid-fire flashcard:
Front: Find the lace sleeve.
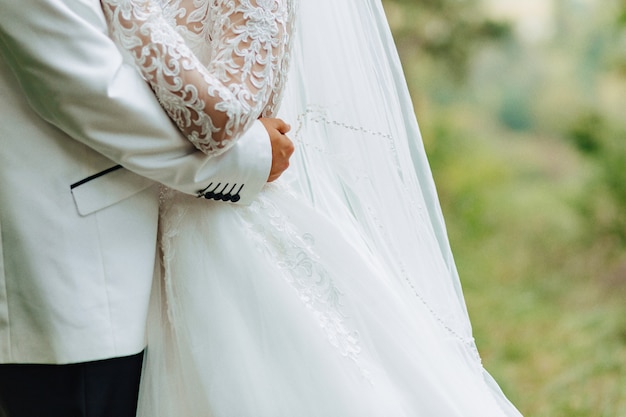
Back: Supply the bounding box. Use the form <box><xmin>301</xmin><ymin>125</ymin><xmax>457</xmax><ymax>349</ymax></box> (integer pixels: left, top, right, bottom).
<box><xmin>102</xmin><ymin>0</ymin><xmax>292</xmax><ymax>156</ymax></box>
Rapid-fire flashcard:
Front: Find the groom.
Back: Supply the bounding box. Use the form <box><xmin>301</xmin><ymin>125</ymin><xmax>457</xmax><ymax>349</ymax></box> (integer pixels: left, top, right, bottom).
<box><xmin>0</xmin><ymin>0</ymin><xmax>293</xmax><ymax>416</ymax></box>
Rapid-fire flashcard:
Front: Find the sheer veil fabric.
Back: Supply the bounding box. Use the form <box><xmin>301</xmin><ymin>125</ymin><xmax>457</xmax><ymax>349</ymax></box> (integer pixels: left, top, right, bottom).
<box><xmin>116</xmin><ymin>0</ymin><xmax>526</xmax><ymax>415</ymax></box>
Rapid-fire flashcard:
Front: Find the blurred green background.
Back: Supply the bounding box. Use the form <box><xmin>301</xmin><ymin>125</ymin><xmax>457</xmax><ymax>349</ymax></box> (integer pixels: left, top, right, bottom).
<box><xmin>381</xmin><ymin>0</ymin><xmax>626</xmax><ymax>415</ymax></box>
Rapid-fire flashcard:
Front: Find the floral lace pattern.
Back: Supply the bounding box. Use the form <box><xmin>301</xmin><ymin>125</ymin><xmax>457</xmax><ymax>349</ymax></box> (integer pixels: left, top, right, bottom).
<box><xmin>102</xmin><ymin>0</ymin><xmax>294</xmax><ymax>156</ymax></box>
<box><xmin>237</xmin><ymin>186</ymin><xmax>368</xmax><ymax>376</ymax></box>
<box><xmin>157</xmin><ymin>0</ymin><xmax>213</xmax><ymax>64</ymax></box>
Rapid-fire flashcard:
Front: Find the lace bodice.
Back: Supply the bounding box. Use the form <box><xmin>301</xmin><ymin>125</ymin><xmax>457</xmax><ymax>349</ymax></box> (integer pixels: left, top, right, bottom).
<box><xmin>102</xmin><ymin>0</ymin><xmax>294</xmax><ymax>156</ymax></box>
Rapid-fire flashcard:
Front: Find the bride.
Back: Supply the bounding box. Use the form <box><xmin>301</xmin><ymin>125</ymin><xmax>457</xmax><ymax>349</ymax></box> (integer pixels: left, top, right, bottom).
<box><xmin>102</xmin><ymin>0</ymin><xmax>523</xmax><ymax>415</ymax></box>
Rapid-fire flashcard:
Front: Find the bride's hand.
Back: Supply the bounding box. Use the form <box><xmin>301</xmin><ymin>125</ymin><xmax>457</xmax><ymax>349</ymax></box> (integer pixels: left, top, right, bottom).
<box><xmin>260</xmin><ymin>118</ymin><xmax>294</xmax><ymax>182</ymax></box>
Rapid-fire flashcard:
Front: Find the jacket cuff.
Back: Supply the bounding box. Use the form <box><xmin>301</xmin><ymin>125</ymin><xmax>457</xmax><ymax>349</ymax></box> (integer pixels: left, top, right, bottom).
<box><xmin>218</xmin><ymin>120</ymin><xmax>271</xmax><ymax>205</ymax></box>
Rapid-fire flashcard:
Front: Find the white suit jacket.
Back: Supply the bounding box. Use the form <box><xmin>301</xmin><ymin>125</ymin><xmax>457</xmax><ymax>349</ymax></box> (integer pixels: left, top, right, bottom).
<box><xmin>0</xmin><ymin>0</ymin><xmax>271</xmax><ymax>364</ymax></box>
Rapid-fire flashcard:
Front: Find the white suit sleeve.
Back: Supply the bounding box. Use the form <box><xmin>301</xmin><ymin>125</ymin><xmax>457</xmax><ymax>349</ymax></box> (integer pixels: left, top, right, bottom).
<box><xmin>0</xmin><ymin>0</ymin><xmax>271</xmax><ymax>205</ymax></box>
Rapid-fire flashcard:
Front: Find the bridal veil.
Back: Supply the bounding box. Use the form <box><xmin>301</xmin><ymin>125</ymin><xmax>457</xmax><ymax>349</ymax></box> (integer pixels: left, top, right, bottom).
<box><xmin>276</xmin><ymin>0</ymin><xmax>521</xmax><ymax>413</ymax></box>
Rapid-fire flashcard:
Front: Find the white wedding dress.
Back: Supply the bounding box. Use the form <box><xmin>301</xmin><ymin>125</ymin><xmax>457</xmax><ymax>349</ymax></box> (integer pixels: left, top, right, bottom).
<box><xmin>103</xmin><ymin>0</ymin><xmax>524</xmax><ymax>415</ymax></box>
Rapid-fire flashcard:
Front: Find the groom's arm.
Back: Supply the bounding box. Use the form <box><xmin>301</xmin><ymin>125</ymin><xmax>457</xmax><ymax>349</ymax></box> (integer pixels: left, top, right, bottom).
<box><xmin>0</xmin><ymin>0</ymin><xmax>279</xmax><ymax>205</ymax></box>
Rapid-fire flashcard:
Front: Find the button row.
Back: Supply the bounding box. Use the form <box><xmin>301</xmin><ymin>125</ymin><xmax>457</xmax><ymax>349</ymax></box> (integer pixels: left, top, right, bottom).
<box><xmin>196</xmin><ymin>183</ymin><xmax>243</xmax><ymax>203</ymax></box>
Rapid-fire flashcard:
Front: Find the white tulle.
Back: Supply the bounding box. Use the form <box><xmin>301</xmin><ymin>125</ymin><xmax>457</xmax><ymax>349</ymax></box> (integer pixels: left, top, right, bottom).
<box><xmin>129</xmin><ymin>0</ymin><xmax>524</xmax><ymax>415</ymax></box>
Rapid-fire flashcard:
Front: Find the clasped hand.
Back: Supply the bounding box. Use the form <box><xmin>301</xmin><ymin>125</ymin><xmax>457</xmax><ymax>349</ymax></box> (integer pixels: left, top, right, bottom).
<box><xmin>259</xmin><ymin>118</ymin><xmax>295</xmax><ymax>182</ymax></box>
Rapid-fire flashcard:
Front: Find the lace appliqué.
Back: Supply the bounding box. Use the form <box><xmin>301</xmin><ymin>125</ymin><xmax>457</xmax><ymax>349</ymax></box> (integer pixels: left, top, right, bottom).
<box><xmin>102</xmin><ymin>0</ymin><xmax>294</xmax><ymax>156</ymax></box>
<box><xmin>156</xmin><ymin>0</ymin><xmax>213</xmax><ymax>63</ymax></box>
<box><xmin>237</xmin><ymin>186</ymin><xmax>369</xmax><ymax>377</ymax></box>
<box><xmin>157</xmin><ymin>187</ymin><xmax>191</xmax><ymax>329</ymax></box>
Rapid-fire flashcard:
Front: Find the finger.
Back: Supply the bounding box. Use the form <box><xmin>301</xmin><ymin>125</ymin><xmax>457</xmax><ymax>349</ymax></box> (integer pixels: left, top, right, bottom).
<box><xmin>282</xmin><ymin>135</ymin><xmax>295</xmax><ymax>156</ymax></box>
<box><xmin>275</xmin><ymin>118</ymin><xmax>291</xmax><ymax>134</ymax></box>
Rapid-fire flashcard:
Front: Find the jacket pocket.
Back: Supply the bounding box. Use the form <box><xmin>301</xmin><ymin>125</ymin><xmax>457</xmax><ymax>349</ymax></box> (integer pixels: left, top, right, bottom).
<box><xmin>71</xmin><ymin>165</ymin><xmax>155</xmax><ymax>216</ymax></box>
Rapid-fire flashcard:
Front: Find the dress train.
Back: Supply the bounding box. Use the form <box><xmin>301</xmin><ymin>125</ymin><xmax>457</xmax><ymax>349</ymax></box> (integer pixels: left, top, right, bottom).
<box><xmin>137</xmin><ymin>182</ymin><xmax>521</xmax><ymax>416</ymax></box>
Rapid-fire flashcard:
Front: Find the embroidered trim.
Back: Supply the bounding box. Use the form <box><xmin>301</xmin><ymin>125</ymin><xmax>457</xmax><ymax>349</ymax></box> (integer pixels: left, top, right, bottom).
<box><xmin>292</xmin><ymin>107</ymin><xmax>481</xmax><ymax>364</ymax></box>
<box><xmin>237</xmin><ymin>188</ymin><xmax>369</xmax><ymax>377</ymax></box>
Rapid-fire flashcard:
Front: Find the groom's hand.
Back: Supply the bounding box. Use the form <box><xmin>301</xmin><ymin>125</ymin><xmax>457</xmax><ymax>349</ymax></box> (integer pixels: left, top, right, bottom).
<box><xmin>259</xmin><ymin>118</ymin><xmax>294</xmax><ymax>182</ymax></box>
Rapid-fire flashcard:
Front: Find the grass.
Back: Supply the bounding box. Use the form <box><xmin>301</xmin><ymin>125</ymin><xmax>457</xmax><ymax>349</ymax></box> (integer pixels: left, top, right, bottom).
<box><xmin>420</xmin><ymin>111</ymin><xmax>626</xmax><ymax>416</ymax></box>
<box><xmin>380</xmin><ymin>1</ymin><xmax>626</xmax><ymax>412</ymax></box>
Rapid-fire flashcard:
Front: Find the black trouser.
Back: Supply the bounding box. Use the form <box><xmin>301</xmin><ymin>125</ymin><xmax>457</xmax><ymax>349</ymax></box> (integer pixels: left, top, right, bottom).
<box><xmin>0</xmin><ymin>351</ymin><xmax>143</xmax><ymax>417</ymax></box>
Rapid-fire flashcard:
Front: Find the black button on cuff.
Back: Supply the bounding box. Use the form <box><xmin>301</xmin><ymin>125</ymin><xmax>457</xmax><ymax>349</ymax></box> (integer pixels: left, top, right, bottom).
<box><xmin>197</xmin><ymin>183</ymin><xmax>243</xmax><ymax>203</ymax></box>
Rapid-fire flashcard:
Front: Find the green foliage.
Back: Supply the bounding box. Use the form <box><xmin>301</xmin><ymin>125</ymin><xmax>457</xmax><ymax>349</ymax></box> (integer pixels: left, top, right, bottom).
<box><xmin>383</xmin><ymin>0</ymin><xmax>626</xmax><ymax>415</ymax></box>
<box><xmin>568</xmin><ymin>111</ymin><xmax>626</xmax><ymax>245</ymax></box>
<box><xmin>618</xmin><ymin>0</ymin><xmax>626</xmax><ymax>26</ymax></box>
<box><xmin>569</xmin><ymin>112</ymin><xmax>605</xmax><ymax>155</ymax></box>
<box><xmin>497</xmin><ymin>87</ymin><xmax>534</xmax><ymax>131</ymax></box>
<box><xmin>384</xmin><ymin>0</ymin><xmax>511</xmax><ymax>82</ymax></box>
